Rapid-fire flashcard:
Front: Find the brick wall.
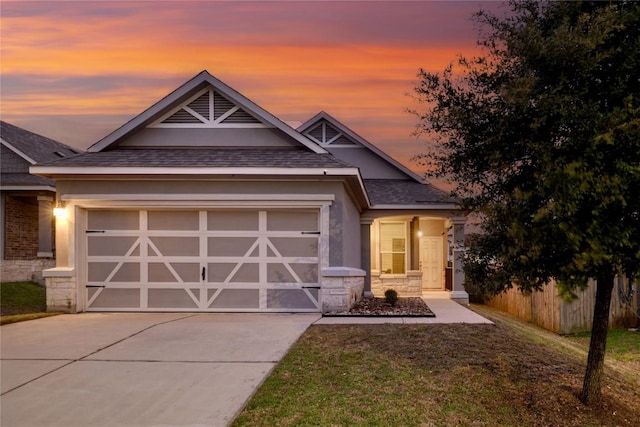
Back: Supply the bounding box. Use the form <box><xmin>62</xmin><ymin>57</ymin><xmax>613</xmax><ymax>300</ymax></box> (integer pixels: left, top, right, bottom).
<box><xmin>4</xmin><ymin>195</ymin><xmax>39</xmax><ymax>259</ymax></box>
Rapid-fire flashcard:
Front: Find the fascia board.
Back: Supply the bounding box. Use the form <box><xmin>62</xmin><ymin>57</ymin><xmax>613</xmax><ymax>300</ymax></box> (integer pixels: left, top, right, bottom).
<box><xmin>1</xmin><ymin>139</ymin><xmax>36</xmax><ymax>164</ymax></box>
<box><xmin>0</xmin><ymin>185</ymin><xmax>56</xmax><ymax>192</ymax></box>
<box><xmin>370</xmin><ymin>204</ymin><xmax>460</xmax><ymax>210</ymax></box>
<box><xmin>29</xmin><ymin>166</ymin><xmax>361</xmax><ymax>177</ymax></box>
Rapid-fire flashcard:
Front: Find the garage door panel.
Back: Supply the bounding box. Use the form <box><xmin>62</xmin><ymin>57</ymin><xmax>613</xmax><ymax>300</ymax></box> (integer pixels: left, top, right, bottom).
<box><xmin>149</xmin><ymin>237</ymin><xmax>199</xmax><ymax>256</ymax></box>
<box><xmin>208</xmin><ymin>237</ymin><xmax>257</xmax><ymax>257</ymax></box>
<box><xmin>148</xmin><ymin>210</ymin><xmax>199</xmax><ymax>230</ymax></box>
<box><xmin>267</xmin><ymin>211</ymin><xmax>317</xmax><ymax>231</ymax></box>
<box><xmin>228</xmin><ymin>263</ymin><xmax>259</xmax><ymax>283</ymax></box>
<box><xmin>290</xmin><ymin>264</ymin><xmax>318</xmax><ymax>283</ymax></box>
<box><xmin>267</xmin><ymin>289</ymin><xmax>317</xmax><ymax>309</ymax></box>
<box><xmin>208</xmin><ymin>210</ymin><xmax>259</xmax><ymax>231</ymax></box>
<box><xmin>267</xmin><ymin>264</ymin><xmax>296</xmax><ymax>283</ymax></box>
<box><xmin>208</xmin><ymin>289</ymin><xmax>260</xmax><ymax>309</ymax></box>
<box><xmin>90</xmin><ymin>288</ymin><xmax>140</xmax><ymax>309</ymax></box>
<box><xmin>148</xmin><ymin>263</ymin><xmax>201</xmax><ymax>283</ymax></box>
<box><xmin>110</xmin><ymin>263</ymin><xmax>141</xmax><ymax>282</ymax></box>
<box><xmin>268</xmin><ymin>237</ymin><xmax>317</xmax><ymax>257</ymax></box>
<box><xmin>88</xmin><ymin>210</ymin><xmax>139</xmax><ymax>230</ymax></box>
<box><xmin>88</xmin><ymin>236</ymin><xmax>139</xmax><ymax>256</ymax></box>
<box><xmin>148</xmin><ymin>289</ymin><xmax>199</xmax><ymax>309</ymax></box>
<box><xmin>207</xmin><ymin>263</ymin><xmax>236</xmax><ymax>282</ymax></box>
<box><xmin>88</xmin><ymin>262</ymin><xmax>119</xmax><ymax>282</ymax></box>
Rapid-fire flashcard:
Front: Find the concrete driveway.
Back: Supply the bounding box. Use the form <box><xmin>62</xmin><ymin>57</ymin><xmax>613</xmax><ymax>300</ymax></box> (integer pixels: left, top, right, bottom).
<box><xmin>1</xmin><ymin>313</ymin><xmax>319</xmax><ymax>427</ymax></box>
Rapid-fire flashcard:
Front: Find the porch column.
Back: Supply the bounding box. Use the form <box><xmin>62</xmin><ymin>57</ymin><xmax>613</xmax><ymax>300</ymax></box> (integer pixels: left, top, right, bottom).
<box><xmin>360</xmin><ymin>220</ymin><xmax>373</xmax><ymax>298</ymax></box>
<box><xmin>451</xmin><ymin>216</ymin><xmax>469</xmax><ymax>303</ymax></box>
<box><xmin>37</xmin><ymin>196</ymin><xmax>54</xmax><ymax>258</ymax></box>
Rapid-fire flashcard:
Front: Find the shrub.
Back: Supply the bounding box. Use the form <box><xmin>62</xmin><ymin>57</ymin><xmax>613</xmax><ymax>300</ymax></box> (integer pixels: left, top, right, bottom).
<box><xmin>384</xmin><ymin>289</ymin><xmax>398</xmax><ymax>306</ymax></box>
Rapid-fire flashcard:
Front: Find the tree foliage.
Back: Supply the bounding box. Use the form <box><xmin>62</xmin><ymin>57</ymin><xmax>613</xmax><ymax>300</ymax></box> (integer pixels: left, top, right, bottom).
<box><xmin>413</xmin><ymin>0</ymin><xmax>640</xmax><ymax>404</ymax></box>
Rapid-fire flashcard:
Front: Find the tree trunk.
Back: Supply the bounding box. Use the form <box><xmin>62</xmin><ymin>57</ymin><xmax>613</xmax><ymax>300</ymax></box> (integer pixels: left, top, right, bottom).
<box><xmin>580</xmin><ymin>270</ymin><xmax>615</xmax><ymax>405</ymax></box>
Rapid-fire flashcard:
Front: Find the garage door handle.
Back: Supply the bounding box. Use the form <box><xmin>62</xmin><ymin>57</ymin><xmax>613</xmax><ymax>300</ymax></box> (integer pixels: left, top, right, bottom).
<box><xmin>202</xmin><ymin>267</ymin><xmax>206</xmax><ymax>280</ymax></box>
<box><xmin>86</xmin><ymin>230</ymin><xmax>105</xmax><ymax>234</ymax></box>
<box><xmin>301</xmin><ymin>231</ymin><xmax>320</xmax><ymax>235</ymax></box>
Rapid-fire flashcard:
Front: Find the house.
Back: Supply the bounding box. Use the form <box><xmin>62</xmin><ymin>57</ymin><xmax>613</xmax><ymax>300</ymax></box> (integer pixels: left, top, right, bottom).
<box><xmin>31</xmin><ymin>71</ymin><xmax>468</xmax><ymax>313</ymax></box>
<box><xmin>1</xmin><ymin>121</ymin><xmax>80</xmax><ymax>283</ymax></box>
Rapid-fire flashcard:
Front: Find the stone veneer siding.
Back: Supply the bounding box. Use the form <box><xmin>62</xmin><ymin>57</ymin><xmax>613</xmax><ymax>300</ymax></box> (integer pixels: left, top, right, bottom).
<box><xmin>371</xmin><ymin>270</ymin><xmax>423</xmax><ymax>297</ymax></box>
<box><xmin>321</xmin><ymin>267</ymin><xmax>365</xmax><ymax>312</ymax></box>
<box><xmin>44</xmin><ymin>269</ymin><xmax>77</xmax><ymax>313</ymax></box>
<box><xmin>1</xmin><ymin>259</ymin><xmax>55</xmax><ymax>283</ymax></box>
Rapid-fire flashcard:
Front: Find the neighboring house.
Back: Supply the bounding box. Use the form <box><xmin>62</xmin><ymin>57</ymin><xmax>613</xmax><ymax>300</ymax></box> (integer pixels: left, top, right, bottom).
<box><xmin>32</xmin><ymin>71</ymin><xmax>468</xmax><ymax>313</ymax></box>
<box><xmin>1</xmin><ymin>121</ymin><xmax>80</xmax><ymax>282</ymax></box>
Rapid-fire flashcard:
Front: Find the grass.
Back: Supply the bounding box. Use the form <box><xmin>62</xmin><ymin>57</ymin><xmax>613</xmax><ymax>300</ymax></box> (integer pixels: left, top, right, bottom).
<box><xmin>0</xmin><ymin>281</ymin><xmax>59</xmax><ymax>325</ymax></box>
<box><xmin>232</xmin><ymin>313</ymin><xmax>640</xmax><ymax>427</ymax></box>
<box><xmin>567</xmin><ymin>328</ymin><xmax>640</xmax><ymax>366</ymax></box>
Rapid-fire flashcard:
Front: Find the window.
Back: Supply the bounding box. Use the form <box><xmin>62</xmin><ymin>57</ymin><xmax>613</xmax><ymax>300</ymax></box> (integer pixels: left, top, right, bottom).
<box><xmin>380</xmin><ymin>222</ymin><xmax>406</xmax><ymax>274</ymax></box>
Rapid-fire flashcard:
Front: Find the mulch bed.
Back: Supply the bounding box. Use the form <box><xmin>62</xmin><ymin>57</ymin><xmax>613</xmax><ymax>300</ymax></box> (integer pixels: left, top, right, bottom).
<box><xmin>325</xmin><ymin>297</ymin><xmax>435</xmax><ymax>317</ymax></box>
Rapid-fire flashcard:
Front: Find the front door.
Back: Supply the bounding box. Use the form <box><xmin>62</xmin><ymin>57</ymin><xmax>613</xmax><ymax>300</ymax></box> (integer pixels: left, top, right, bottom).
<box><xmin>420</xmin><ymin>236</ymin><xmax>443</xmax><ymax>291</ymax></box>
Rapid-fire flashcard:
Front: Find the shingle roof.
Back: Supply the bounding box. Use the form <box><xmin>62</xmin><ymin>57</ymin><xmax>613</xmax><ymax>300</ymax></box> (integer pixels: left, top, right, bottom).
<box><xmin>0</xmin><ymin>173</ymin><xmax>55</xmax><ymax>187</ymax></box>
<box><xmin>36</xmin><ymin>148</ymin><xmax>354</xmax><ymax>169</ymax></box>
<box><xmin>363</xmin><ymin>179</ymin><xmax>457</xmax><ymax>205</ymax></box>
<box><xmin>1</xmin><ymin>121</ymin><xmax>80</xmax><ymax>163</ymax></box>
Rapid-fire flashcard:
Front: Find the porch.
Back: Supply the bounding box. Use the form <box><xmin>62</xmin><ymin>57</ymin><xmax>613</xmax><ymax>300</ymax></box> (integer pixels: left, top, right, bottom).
<box><xmin>361</xmin><ymin>214</ymin><xmax>468</xmax><ymax>304</ymax></box>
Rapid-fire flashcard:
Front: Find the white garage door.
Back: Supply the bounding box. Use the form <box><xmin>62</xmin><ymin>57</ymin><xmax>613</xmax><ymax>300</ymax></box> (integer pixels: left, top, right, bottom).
<box><xmin>85</xmin><ymin>209</ymin><xmax>321</xmax><ymax>312</ymax></box>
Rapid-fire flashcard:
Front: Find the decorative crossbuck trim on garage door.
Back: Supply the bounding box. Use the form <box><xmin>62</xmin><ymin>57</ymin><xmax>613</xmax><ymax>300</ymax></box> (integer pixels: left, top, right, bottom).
<box><xmin>86</xmin><ymin>209</ymin><xmax>320</xmax><ymax>312</ymax></box>
<box><xmin>150</xmin><ymin>86</ymin><xmax>270</xmax><ymax>128</ymax></box>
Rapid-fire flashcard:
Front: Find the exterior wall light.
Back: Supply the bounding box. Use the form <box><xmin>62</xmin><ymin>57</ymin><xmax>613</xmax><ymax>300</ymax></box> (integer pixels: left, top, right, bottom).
<box><xmin>417</xmin><ymin>230</ymin><xmax>423</xmax><ymax>237</ymax></box>
<box><xmin>53</xmin><ymin>202</ymin><xmax>67</xmax><ymax>218</ymax></box>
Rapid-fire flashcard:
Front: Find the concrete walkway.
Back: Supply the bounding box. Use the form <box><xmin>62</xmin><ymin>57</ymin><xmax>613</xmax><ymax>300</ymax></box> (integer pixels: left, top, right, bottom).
<box><xmin>314</xmin><ymin>298</ymin><xmax>493</xmax><ymax>324</ymax></box>
<box><xmin>1</xmin><ymin>313</ymin><xmax>318</xmax><ymax>427</ymax></box>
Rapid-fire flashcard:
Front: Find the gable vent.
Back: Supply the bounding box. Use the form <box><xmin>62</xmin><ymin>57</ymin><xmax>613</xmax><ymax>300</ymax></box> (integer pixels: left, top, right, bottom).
<box><xmin>162</xmin><ymin>109</ymin><xmax>203</xmax><ymax>124</ymax></box>
<box><xmin>152</xmin><ymin>86</ymin><xmax>270</xmax><ymax>128</ymax></box>
<box><xmin>325</xmin><ymin>123</ymin><xmax>340</xmax><ymax>140</ymax></box>
<box><xmin>213</xmin><ymin>92</ymin><xmax>235</xmax><ymax>119</ymax></box>
<box><xmin>304</xmin><ymin>120</ymin><xmax>358</xmax><ymax>146</ymax></box>
<box><xmin>307</xmin><ymin>124</ymin><xmax>324</xmax><ymax>143</ymax></box>
<box><xmin>187</xmin><ymin>92</ymin><xmax>210</xmax><ymax>120</ymax></box>
<box><xmin>222</xmin><ymin>109</ymin><xmax>261</xmax><ymax>123</ymax></box>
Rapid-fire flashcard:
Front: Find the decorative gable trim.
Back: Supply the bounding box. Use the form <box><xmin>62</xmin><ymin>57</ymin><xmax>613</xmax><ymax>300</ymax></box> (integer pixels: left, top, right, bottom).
<box><xmin>150</xmin><ymin>87</ymin><xmax>271</xmax><ymax>128</ymax></box>
<box><xmin>298</xmin><ymin>111</ymin><xmax>424</xmax><ymax>183</ymax></box>
<box><xmin>304</xmin><ymin>120</ymin><xmax>358</xmax><ymax>147</ymax></box>
<box><xmin>88</xmin><ymin>71</ymin><xmax>327</xmax><ymax>154</ymax></box>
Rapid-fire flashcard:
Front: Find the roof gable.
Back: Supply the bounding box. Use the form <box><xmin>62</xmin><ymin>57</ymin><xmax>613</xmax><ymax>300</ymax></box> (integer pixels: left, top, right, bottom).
<box><xmin>298</xmin><ymin>112</ymin><xmax>423</xmax><ymax>182</ymax></box>
<box><xmin>88</xmin><ymin>71</ymin><xmax>327</xmax><ymax>154</ymax></box>
<box><xmin>0</xmin><ymin>120</ymin><xmax>80</xmax><ymax>164</ymax></box>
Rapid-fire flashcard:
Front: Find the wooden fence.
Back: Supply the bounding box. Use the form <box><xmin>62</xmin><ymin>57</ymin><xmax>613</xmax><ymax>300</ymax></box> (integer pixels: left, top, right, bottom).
<box><xmin>485</xmin><ymin>277</ymin><xmax>639</xmax><ymax>334</ymax></box>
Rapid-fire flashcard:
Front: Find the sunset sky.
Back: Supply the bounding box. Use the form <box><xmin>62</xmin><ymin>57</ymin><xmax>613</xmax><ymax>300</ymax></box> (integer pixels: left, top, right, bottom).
<box><xmin>1</xmin><ymin>1</ymin><xmax>507</xmax><ymax>174</ymax></box>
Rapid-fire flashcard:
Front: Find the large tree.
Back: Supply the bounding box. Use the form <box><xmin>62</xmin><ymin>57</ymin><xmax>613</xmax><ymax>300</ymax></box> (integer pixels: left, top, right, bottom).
<box><xmin>413</xmin><ymin>0</ymin><xmax>640</xmax><ymax>404</ymax></box>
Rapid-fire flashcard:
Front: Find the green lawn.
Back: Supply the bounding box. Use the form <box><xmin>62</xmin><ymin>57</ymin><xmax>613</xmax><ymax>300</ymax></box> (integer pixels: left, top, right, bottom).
<box><xmin>567</xmin><ymin>328</ymin><xmax>640</xmax><ymax>365</ymax></box>
<box><xmin>0</xmin><ymin>281</ymin><xmax>58</xmax><ymax>325</ymax></box>
<box><xmin>232</xmin><ymin>320</ymin><xmax>639</xmax><ymax>427</ymax></box>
